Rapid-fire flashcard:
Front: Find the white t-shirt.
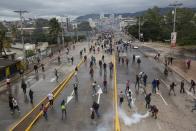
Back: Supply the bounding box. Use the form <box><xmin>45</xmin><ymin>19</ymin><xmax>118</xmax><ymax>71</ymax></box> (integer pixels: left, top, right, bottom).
<box><xmin>47</xmin><ymin>93</ymin><xmax>53</xmax><ymax>100</ymax></box>
<box><xmin>6</xmin><ymin>78</ymin><xmax>10</xmax><ymax>83</ymax></box>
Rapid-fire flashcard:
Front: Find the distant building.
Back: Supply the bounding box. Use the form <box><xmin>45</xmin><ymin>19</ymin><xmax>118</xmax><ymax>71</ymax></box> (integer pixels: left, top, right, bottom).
<box><xmin>119</xmin><ymin>17</ymin><xmax>137</xmax><ymax>31</ymax></box>
<box><xmin>17</xmin><ymin>27</ymin><xmax>50</xmax><ymax>34</ymax></box>
<box><xmin>100</xmin><ymin>14</ymin><xmax>105</xmax><ymax>19</ymax></box>
<box><xmin>88</xmin><ymin>18</ymin><xmax>96</xmax><ymax>28</ymax></box>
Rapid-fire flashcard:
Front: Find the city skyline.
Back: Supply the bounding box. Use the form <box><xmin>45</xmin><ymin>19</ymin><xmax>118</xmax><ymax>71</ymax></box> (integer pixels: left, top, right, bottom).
<box><xmin>0</xmin><ymin>0</ymin><xmax>195</xmax><ymax>20</ymax></box>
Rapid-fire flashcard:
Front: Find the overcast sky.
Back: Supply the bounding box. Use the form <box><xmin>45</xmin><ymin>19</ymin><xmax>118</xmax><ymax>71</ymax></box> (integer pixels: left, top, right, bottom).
<box><xmin>0</xmin><ymin>0</ymin><xmax>195</xmax><ymax>20</ymax></box>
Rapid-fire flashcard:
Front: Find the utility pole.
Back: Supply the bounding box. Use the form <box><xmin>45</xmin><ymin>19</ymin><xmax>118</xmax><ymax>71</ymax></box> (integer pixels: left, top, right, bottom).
<box><xmin>61</xmin><ymin>16</ymin><xmax>65</xmax><ymax>48</ymax></box>
<box><xmin>138</xmin><ymin>16</ymin><xmax>141</xmax><ymax>42</ymax></box>
<box><xmin>169</xmin><ymin>1</ymin><xmax>183</xmax><ymax>33</ymax></box>
<box><xmin>168</xmin><ymin>1</ymin><xmax>183</xmax><ymax>57</ymax></box>
<box><xmin>14</xmin><ymin>10</ymin><xmax>28</xmax><ymax>62</ymax></box>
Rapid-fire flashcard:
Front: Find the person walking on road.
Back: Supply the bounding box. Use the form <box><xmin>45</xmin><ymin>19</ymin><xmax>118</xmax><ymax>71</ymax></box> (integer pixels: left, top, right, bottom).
<box><xmin>132</xmin><ymin>54</ymin><xmax>135</xmax><ymax>63</ymax></box>
<box><xmin>29</xmin><ymin>89</ymin><xmax>34</xmax><ymax>104</ymax></box>
<box><xmin>169</xmin><ymin>82</ymin><xmax>176</xmax><ymax>96</ymax></box>
<box><xmin>92</xmin><ymin>101</ymin><xmax>100</xmax><ymax>118</ymax></box>
<box><xmin>58</xmin><ymin>56</ymin><xmax>61</xmax><ymax>65</ymax></box>
<box><xmin>8</xmin><ymin>95</ymin><xmax>14</xmax><ymax>114</ymax></box>
<box><xmin>84</xmin><ymin>55</ymin><xmax>87</xmax><ymax>62</ymax></box>
<box><xmin>125</xmin><ymin>58</ymin><xmax>129</xmax><ymax>67</ymax></box>
<box><xmin>21</xmin><ymin>79</ymin><xmax>27</xmax><ymax>94</ymax></box>
<box><xmin>127</xmin><ymin>90</ymin><xmax>132</xmax><ymax>108</ymax></box>
<box><xmin>47</xmin><ymin>93</ymin><xmax>54</xmax><ymax>106</ymax></box>
<box><xmin>92</xmin><ymin>81</ymin><xmax>97</xmax><ymax>95</ymax></box>
<box><xmin>41</xmin><ymin>104</ymin><xmax>48</xmax><ymax>120</ymax></box>
<box><xmin>156</xmin><ymin>79</ymin><xmax>160</xmax><ymax>90</ymax></box>
<box><xmin>137</xmin><ymin>58</ymin><xmax>141</xmax><ymax>66</ymax></box>
<box><xmin>89</xmin><ymin>68</ymin><xmax>94</xmax><ymax>79</ymax></box>
<box><xmin>61</xmin><ymin>100</ymin><xmax>66</xmax><ymax>120</ymax></box>
<box><xmin>73</xmin><ymin>83</ymin><xmax>78</xmax><ymax>101</ymax></box>
<box><xmin>135</xmin><ymin>75</ymin><xmax>140</xmax><ymax>90</ymax></box>
<box><xmin>187</xmin><ymin>59</ymin><xmax>191</xmax><ymax>69</ymax></box>
<box><xmin>180</xmin><ymin>80</ymin><xmax>185</xmax><ymax>93</ymax></box>
<box><xmin>6</xmin><ymin>77</ymin><xmax>11</xmax><ymax>88</ymax></box>
<box><xmin>71</xmin><ymin>57</ymin><xmax>74</xmax><ymax>65</ymax></box>
<box><xmin>99</xmin><ymin>60</ymin><xmax>102</xmax><ymax>69</ymax></box>
<box><xmin>126</xmin><ymin>80</ymin><xmax>130</xmax><ymax>92</ymax></box>
<box><xmin>12</xmin><ymin>97</ymin><xmax>20</xmax><ymax>113</ymax></box>
<box><xmin>102</xmin><ymin>55</ymin><xmax>105</xmax><ymax>62</ymax></box>
<box><xmin>55</xmin><ymin>69</ymin><xmax>59</xmax><ymax>82</ymax></box>
<box><xmin>34</xmin><ymin>64</ymin><xmax>38</xmax><ymax>73</ymax></box>
<box><xmin>143</xmin><ymin>74</ymin><xmax>148</xmax><ymax>87</ymax></box>
<box><xmin>189</xmin><ymin>80</ymin><xmax>196</xmax><ymax>94</ymax></box>
<box><xmin>119</xmin><ymin>91</ymin><xmax>124</xmax><ymax>107</ymax></box>
<box><xmin>41</xmin><ymin>64</ymin><xmax>45</xmax><ymax>72</ymax></box>
<box><xmin>152</xmin><ymin>79</ymin><xmax>157</xmax><ymax>94</ymax></box>
<box><xmin>145</xmin><ymin>93</ymin><xmax>151</xmax><ymax>109</ymax></box>
<box><xmin>103</xmin><ymin>79</ymin><xmax>107</xmax><ymax>93</ymax></box>
<box><xmin>109</xmin><ymin>62</ymin><xmax>114</xmax><ymax>75</ymax></box>
<box><xmin>103</xmin><ymin>62</ymin><xmax>107</xmax><ymax>72</ymax></box>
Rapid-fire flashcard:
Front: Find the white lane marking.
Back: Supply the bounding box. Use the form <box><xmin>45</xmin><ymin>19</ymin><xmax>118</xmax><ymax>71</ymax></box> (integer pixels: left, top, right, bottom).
<box><xmin>97</xmin><ymin>87</ymin><xmax>103</xmax><ymax>104</ymax></box>
<box><xmin>157</xmin><ymin>92</ymin><xmax>168</xmax><ymax>106</ymax></box>
<box><xmin>66</xmin><ymin>90</ymin><xmax>74</xmax><ymax>104</ymax></box>
<box><xmin>160</xmin><ymin>79</ymin><xmax>169</xmax><ymax>89</ymax></box>
<box><xmin>156</xmin><ymin>121</ymin><xmax>162</xmax><ymax>130</ymax></box>
<box><xmin>50</xmin><ymin>77</ymin><xmax>56</xmax><ymax>82</ymax></box>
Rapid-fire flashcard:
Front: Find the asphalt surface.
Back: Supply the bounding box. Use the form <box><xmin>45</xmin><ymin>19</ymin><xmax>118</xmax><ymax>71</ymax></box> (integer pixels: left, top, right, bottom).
<box><xmin>1</xmin><ymin>36</ymin><xmax>196</xmax><ymax>131</ymax></box>
<box><xmin>117</xmin><ymin>45</ymin><xmax>196</xmax><ymax>131</ymax></box>
<box><xmin>0</xmin><ymin>42</ymin><xmax>90</xmax><ymax>131</ymax></box>
<box><xmin>32</xmin><ymin>50</ymin><xmax>114</xmax><ymax>131</ymax></box>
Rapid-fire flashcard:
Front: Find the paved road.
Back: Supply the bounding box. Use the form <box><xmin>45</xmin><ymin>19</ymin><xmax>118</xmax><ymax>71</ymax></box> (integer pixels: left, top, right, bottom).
<box><xmin>117</xmin><ymin>43</ymin><xmax>196</xmax><ymax>131</ymax></box>
<box><xmin>0</xmin><ymin>42</ymin><xmax>90</xmax><ymax>131</ymax></box>
<box><xmin>32</xmin><ymin>49</ymin><xmax>114</xmax><ymax>131</ymax></box>
<box><xmin>31</xmin><ymin>37</ymin><xmax>196</xmax><ymax>131</ymax></box>
<box><xmin>2</xmin><ymin>35</ymin><xmax>196</xmax><ymax>131</ymax></box>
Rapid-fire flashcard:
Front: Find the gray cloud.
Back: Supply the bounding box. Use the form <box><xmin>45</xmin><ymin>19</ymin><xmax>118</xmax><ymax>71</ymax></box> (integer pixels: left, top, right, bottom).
<box><xmin>0</xmin><ymin>0</ymin><xmax>195</xmax><ymax>20</ymax></box>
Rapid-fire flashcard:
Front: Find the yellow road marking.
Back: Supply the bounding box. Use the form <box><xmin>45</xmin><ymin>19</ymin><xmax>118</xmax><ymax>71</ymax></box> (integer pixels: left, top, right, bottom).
<box><xmin>10</xmin><ymin>59</ymin><xmax>84</xmax><ymax>131</ymax></box>
<box><xmin>113</xmin><ymin>54</ymin><xmax>121</xmax><ymax>131</ymax></box>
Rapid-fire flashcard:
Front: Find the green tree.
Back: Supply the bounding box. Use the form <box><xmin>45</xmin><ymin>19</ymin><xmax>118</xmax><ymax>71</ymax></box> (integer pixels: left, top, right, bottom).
<box><xmin>142</xmin><ymin>21</ymin><xmax>162</xmax><ymax>41</ymax></box>
<box><xmin>127</xmin><ymin>25</ymin><xmax>138</xmax><ymax>39</ymax></box>
<box><xmin>48</xmin><ymin>18</ymin><xmax>61</xmax><ymax>44</ymax></box>
<box><xmin>11</xmin><ymin>25</ymin><xmax>18</xmax><ymax>43</ymax></box>
<box><xmin>144</xmin><ymin>6</ymin><xmax>162</xmax><ymax>24</ymax></box>
<box><xmin>32</xmin><ymin>19</ymin><xmax>49</xmax><ymax>43</ymax></box>
<box><xmin>77</xmin><ymin>21</ymin><xmax>92</xmax><ymax>31</ymax></box>
<box><xmin>0</xmin><ymin>23</ymin><xmax>8</xmax><ymax>56</ymax></box>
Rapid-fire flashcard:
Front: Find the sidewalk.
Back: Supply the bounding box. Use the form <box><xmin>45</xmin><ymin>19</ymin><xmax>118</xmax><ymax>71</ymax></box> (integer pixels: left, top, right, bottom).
<box><xmin>0</xmin><ymin>45</ymin><xmax>68</xmax><ymax>93</ymax></box>
<box><xmin>140</xmin><ymin>43</ymin><xmax>196</xmax><ymax>82</ymax></box>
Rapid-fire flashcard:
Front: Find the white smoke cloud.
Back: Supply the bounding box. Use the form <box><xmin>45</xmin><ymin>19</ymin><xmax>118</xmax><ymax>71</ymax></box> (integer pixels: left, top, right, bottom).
<box><xmin>119</xmin><ymin>108</ymin><xmax>150</xmax><ymax>126</ymax></box>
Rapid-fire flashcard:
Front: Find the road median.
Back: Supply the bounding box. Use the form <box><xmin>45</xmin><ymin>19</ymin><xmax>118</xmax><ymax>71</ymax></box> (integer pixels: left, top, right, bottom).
<box><xmin>10</xmin><ymin>59</ymin><xmax>84</xmax><ymax>131</ymax></box>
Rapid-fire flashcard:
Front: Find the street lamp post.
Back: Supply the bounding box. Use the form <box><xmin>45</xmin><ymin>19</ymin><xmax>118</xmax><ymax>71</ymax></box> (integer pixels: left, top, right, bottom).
<box><xmin>168</xmin><ymin>1</ymin><xmax>183</xmax><ymax>58</ymax></box>
<box><xmin>138</xmin><ymin>16</ymin><xmax>141</xmax><ymax>42</ymax></box>
<box><xmin>14</xmin><ymin>10</ymin><xmax>28</xmax><ymax>62</ymax></box>
<box><xmin>169</xmin><ymin>1</ymin><xmax>183</xmax><ymax>33</ymax></box>
<box><xmin>61</xmin><ymin>17</ymin><xmax>65</xmax><ymax>48</ymax></box>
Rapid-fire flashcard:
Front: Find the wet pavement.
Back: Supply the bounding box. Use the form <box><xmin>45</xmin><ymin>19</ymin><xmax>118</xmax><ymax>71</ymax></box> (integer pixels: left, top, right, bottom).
<box><xmin>117</xmin><ymin>44</ymin><xmax>196</xmax><ymax>131</ymax></box>
<box><xmin>0</xmin><ymin>42</ymin><xmax>90</xmax><ymax>131</ymax></box>
<box><xmin>32</xmin><ymin>49</ymin><xmax>114</xmax><ymax>131</ymax></box>
<box><xmin>1</xmin><ymin>36</ymin><xmax>196</xmax><ymax>131</ymax></box>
